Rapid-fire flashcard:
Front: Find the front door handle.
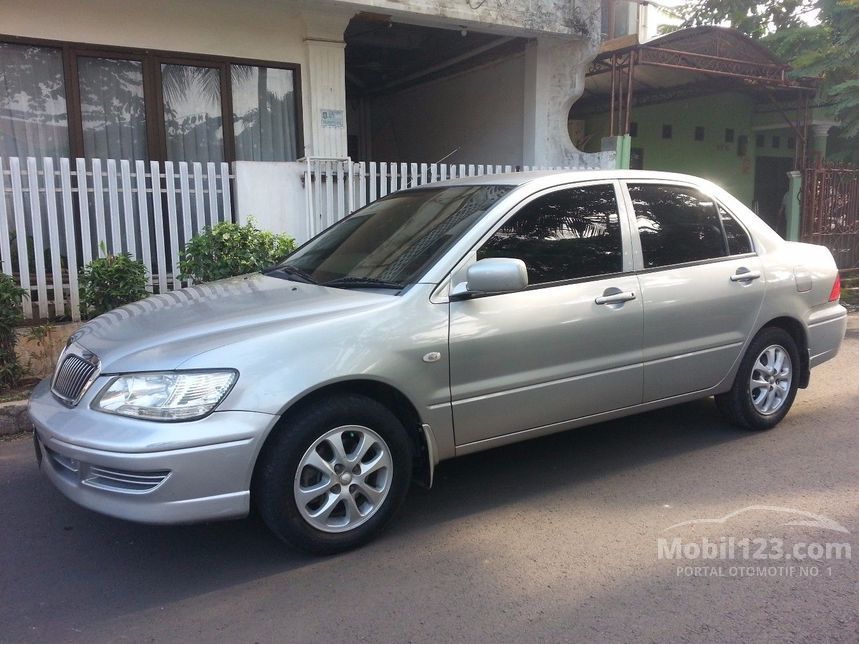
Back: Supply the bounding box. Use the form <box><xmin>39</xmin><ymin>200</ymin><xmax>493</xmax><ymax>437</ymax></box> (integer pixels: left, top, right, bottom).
<box><xmin>595</xmin><ymin>291</ymin><xmax>637</xmax><ymax>305</ymax></box>
<box><xmin>730</xmin><ymin>269</ymin><xmax>762</xmax><ymax>282</ymax></box>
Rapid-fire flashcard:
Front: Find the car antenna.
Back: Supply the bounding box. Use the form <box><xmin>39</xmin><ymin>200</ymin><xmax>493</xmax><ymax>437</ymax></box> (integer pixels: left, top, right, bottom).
<box><xmin>405</xmin><ymin>147</ymin><xmax>460</xmax><ymax>188</ymax></box>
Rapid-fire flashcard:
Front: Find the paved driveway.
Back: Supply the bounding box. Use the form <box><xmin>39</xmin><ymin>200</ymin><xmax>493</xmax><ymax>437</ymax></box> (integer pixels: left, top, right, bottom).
<box><xmin>1</xmin><ymin>336</ymin><xmax>857</xmax><ymax>643</ymax></box>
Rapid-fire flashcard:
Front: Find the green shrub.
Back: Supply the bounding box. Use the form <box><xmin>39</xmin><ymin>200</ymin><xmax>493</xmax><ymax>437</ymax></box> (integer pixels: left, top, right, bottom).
<box><xmin>79</xmin><ymin>249</ymin><xmax>149</xmax><ymax>319</ymax></box>
<box><xmin>23</xmin><ymin>323</ymin><xmax>57</xmax><ymax>378</ymax></box>
<box><xmin>179</xmin><ymin>220</ymin><xmax>296</xmax><ymax>283</ymax></box>
<box><xmin>0</xmin><ymin>273</ymin><xmax>26</xmax><ymax>389</ymax></box>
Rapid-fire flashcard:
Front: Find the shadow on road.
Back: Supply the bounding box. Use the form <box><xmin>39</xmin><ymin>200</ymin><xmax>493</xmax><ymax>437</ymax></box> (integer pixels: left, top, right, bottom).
<box><xmin>401</xmin><ymin>398</ymin><xmax>749</xmax><ymax>528</ymax></box>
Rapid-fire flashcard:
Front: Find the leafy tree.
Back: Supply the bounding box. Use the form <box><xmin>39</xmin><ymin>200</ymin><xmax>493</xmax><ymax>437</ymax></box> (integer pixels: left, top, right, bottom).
<box><xmin>678</xmin><ymin>0</ymin><xmax>820</xmax><ymax>37</ymax></box>
<box><xmin>679</xmin><ymin>0</ymin><xmax>858</xmax><ymax>158</ymax></box>
<box><xmin>766</xmin><ymin>0</ymin><xmax>859</xmax><ymax>154</ymax></box>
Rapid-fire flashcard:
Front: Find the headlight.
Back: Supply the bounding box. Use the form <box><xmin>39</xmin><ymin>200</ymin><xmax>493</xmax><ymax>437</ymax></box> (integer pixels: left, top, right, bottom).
<box><xmin>93</xmin><ymin>370</ymin><xmax>237</xmax><ymax>421</ymax></box>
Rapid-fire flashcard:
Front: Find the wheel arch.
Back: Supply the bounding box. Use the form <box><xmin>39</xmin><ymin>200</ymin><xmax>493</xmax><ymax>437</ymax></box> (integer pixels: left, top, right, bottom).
<box><xmin>756</xmin><ymin>315</ymin><xmax>810</xmax><ymax>388</ymax></box>
<box><xmin>252</xmin><ymin>378</ymin><xmax>434</xmax><ymax>493</ymax></box>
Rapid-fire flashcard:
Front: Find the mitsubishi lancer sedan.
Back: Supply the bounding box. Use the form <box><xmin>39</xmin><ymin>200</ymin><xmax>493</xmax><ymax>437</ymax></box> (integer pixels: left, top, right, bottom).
<box><xmin>30</xmin><ymin>170</ymin><xmax>847</xmax><ymax>553</ymax></box>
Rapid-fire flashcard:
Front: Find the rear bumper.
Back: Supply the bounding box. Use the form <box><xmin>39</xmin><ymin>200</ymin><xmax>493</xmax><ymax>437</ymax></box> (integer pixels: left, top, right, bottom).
<box><xmin>29</xmin><ymin>378</ymin><xmax>276</xmax><ymax>524</ymax></box>
<box><xmin>808</xmin><ymin>304</ymin><xmax>847</xmax><ymax>368</ymax></box>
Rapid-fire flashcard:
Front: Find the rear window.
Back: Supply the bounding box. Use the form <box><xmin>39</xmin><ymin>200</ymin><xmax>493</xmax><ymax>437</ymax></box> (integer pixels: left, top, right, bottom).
<box><xmin>628</xmin><ymin>183</ymin><xmax>728</xmax><ymax>269</ymax></box>
<box><xmin>718</xmin><ymin>204</ymin><xmax>753</xmax><ymax>255</ymax></box>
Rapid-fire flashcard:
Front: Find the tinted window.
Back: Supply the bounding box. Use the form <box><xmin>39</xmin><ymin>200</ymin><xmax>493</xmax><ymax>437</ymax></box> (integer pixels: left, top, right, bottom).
<box><xmin>718</xmin><ymin>204</ymin><xmax>753</xmax><ymax>255</ymax></box>
<box><xmin>629</xmin><ymin>184</ymin><xmax>727</xmax><ymax>268</ymax></box>
<box><xmin>478</xmin><ymin>184</ymin><xmax>623</xmax><ymax>285</ymax></box>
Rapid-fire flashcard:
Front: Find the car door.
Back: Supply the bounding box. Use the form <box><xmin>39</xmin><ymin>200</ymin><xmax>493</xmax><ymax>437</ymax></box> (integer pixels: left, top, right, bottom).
<box><xmin>623</xmin><ymin>182</ymin><xmax>766</xmax><ymax>402</ymax></box>
<box><xmin>447</xmin><ymin>181</ymin><xmax>644</xmax><ymax>447</ymax></box>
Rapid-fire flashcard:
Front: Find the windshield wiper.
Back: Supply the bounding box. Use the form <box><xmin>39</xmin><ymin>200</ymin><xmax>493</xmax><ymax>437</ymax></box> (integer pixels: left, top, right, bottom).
<box><xmin>324</xmin><ymin>276</ymin><xmax>405</xmax><ymax>290</ymax></box>
<box><xmin>262</xmin><ymin>264</ymin><xmax>318</xmax><ymax>284</ymax></box>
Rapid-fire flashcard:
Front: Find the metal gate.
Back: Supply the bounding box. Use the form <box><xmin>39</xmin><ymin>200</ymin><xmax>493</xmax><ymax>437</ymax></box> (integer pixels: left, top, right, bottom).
<box><xmin>801</xmin><ymin>162</ymin><xmax>859</xmax><ymax>270</ymax></box>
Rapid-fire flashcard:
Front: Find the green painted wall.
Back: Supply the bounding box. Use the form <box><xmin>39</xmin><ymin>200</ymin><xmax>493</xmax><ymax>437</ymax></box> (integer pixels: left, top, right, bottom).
<box><xmin>573</xmin><ymin>92</ymin><xmax>801</xmax><ymax>208</ymax></box>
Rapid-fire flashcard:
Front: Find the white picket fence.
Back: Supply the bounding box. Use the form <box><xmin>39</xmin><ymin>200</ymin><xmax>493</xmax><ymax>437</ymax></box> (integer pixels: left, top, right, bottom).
<box><xmin>1</xmin><ymin>153</ymin><xmax>614</xmax><ymax>322</ymax></box>
<box><xmin>303</xmin><ymin>155</ymin><xmax>616</xmax><ymax>237</ymax></box>
<box><xmin>0</xmin><ymin>157</ymin><xmax>233</xmax><ymax>321</ymax></box>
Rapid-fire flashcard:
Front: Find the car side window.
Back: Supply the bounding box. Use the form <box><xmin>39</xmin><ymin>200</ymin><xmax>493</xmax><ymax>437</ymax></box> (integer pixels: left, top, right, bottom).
<box><xmin>477</xmin><ymin>184</ymin><xmax>623</xmax><ymax>285</ymax></box>
<box><xmin>718</xmin><ymin>204</ymin><xmax>753</xmax><ymax>255</ymax></box>
<box><xmin>628</xmin><ymin>183</ymin><xmax>728</xmax><ymax>269</ymax></box>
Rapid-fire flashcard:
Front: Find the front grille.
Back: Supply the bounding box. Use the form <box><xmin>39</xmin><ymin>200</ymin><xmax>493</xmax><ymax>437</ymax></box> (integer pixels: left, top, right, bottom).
<box><xmin>52</xmin><ymin>353</ymin><xmax>99</xmax><ymax>405</ymax></box>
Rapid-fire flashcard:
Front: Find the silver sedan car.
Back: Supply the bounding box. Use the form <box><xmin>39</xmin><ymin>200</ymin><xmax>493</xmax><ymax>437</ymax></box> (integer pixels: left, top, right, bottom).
<box><xmin>30</xmin><ymin>171</ymin><xmax>847</xmax><ymax>553</ymax></box>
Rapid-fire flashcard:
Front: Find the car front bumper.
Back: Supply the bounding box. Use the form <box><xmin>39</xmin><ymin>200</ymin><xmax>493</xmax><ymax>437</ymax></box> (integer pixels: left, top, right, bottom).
<box><xmin>29</xmin><ymin>378</ymin><xmax>277</xmax><ymax>524</ymax></box>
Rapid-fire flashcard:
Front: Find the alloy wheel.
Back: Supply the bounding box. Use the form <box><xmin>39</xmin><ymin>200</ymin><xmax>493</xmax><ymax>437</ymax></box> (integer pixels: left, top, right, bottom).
<box><xmin>749</xmin><ymin>344</ymin><xmax>793</xmax><ymax>415</ymax></box>
<box><xmin>293</xmin><ymin>425</ymin><xmax>393</xmax><ymax>533</ymax></box>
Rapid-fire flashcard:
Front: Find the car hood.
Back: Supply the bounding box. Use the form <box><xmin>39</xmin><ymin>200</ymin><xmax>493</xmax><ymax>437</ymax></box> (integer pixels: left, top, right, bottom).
<box><xmin>70</xmin><ymin>273</ymin><xmax>395</xmax><ymax>372</ymax></box>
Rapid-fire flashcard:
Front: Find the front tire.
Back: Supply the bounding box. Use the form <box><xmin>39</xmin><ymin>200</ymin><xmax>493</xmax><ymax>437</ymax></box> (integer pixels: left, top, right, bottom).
<box><xmin>715</xmin><ymin>327</ymin><xmax>800</xmax><ymax>430</ymax></box>
<box><xmin>253</xmin><ymin>394</ymin><xmax>412</xmax><ymax>554</ymax></box>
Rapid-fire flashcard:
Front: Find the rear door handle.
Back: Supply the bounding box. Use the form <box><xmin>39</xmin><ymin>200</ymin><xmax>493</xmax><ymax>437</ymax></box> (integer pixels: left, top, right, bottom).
<box><xmin>595</xmin><ymin>291</ymin><xmax>637</xmax><ymax>305</ymax></box>
<box><xmin>730</xmin><ymin>269</ymin><xmax>761</xmax><ymax>282</ymax></box>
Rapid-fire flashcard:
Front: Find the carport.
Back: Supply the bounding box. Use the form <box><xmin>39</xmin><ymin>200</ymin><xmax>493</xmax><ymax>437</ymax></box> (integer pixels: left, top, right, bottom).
<box><xmin>571</xmin><ymin>26</ymin><xmax>831</xmax><ymax>232</ymax></box>
<box><xmin>343</xmin><ymin>13</ymin><xmax>532</xmax><ymax>166</ymax></box>
<box><xmin>577</xmin><ymin>26</ymin><xmax>818</xmax><ymax>168</ymax></box>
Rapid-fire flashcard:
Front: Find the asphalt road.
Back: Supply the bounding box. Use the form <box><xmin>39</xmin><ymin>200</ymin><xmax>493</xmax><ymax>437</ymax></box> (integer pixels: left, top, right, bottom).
<box><xmin>1</xmin><ymin>336</ymin><xmax>857</xmax><ymax>643</ymax></box>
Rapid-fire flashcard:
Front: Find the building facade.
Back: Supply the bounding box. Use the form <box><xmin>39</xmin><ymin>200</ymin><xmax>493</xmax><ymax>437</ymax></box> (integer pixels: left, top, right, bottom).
<box><xmin>2</xmin><ymin>0</ymin><xmax>606</xmax><ymax>168</ymax></box>
<box><xmin>578</xmin><ymin>4</ymin><xmax>841</xmax><ymax>236</ymax></box>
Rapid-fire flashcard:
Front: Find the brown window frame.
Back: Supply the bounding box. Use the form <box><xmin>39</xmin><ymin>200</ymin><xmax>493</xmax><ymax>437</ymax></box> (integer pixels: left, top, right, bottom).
<box><xmin>0</xmin><ymin>34</ymin><xmax>304</xmax><ymax>163</ymax></box>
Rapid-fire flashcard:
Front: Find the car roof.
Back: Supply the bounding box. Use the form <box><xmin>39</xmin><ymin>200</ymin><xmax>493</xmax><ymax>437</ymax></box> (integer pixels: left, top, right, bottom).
<box><xmin>422</xmin><ymin>169</ymin><xmax>712</xmax><ymax>188</ymax></box>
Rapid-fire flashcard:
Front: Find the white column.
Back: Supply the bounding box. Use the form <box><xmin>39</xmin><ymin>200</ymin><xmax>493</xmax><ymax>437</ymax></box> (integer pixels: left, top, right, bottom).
<box><xmin>302</xmin><ymin>11</ymin><xmax>352</xmax><ymax>159</ymax></box>
<box><xmin>810</xmin><ymin>122</ymin><xmax>835</xmax><ymax>159</ymax></box>
<box><xmin>523</xmin><ymin>35</ymin><xmax>597</xmax><ymax>166</ymax></box>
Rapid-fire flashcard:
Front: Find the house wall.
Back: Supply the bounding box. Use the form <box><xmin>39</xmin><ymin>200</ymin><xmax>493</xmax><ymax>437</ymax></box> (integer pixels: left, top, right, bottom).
<box><xmin>234</xmin><ymin>162</ymin><xmax>308</xmax><ymax>241</ymax></box>
<box><xmin>2</xmin><ymin>0</ymin><xmax>306</xmax><ymax>62</ymax></box>
<box><xmin>330</xmin><ymin>0</ymin><xmax>601</xmax><ymax>38</ymax></box>
<box><xmin>576</xmin><ymin>92</ymin><xmax>798</xmax><ymax>206</ymax></box>
<box><xmin>4</xmin><ymin>0</ymin><xmax>601</xmax><ymax>166</ymax></box>
<box><xmin>366</xmin><ymin>54</ymin><xmax>526</xmax><ymax>164</ymax></box>
<box><xmin>753</xmin><ymin>104</ymin><xmax>838</xmax><ymax>160</ymax></box>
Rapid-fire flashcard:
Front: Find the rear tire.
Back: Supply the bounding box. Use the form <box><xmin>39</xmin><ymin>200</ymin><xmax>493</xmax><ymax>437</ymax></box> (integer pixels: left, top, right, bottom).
<box><xmin>253</xmin><ymin>394</ymin><xmax>412</xmax><ymax>554</ymax></box>
<box><xmin>715</xmin><ymin>327</ymin><xmax>800</xmax><ymax>431</ymax></box>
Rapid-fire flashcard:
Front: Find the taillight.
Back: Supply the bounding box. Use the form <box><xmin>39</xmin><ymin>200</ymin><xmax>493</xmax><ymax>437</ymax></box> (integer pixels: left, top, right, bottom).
<box><xmin>829</xmin><ymin>275</ymin><xmax>841</xmax><ymax>302</ymax></box>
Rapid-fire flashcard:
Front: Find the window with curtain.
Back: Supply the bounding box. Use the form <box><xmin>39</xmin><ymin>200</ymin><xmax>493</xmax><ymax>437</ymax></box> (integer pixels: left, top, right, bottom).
<box><xmin>0</xmin><ymin>42</ymin><xmax>69</xmax><ymax>158</ymax></box>
<box><xmin>161</xmin><ymin>63</ymin><xmax>224</xmax><ymax>163</ymax></box>
<box><xmin>231</xmin><ymin>65</ymin><xmax>297</xmax><ymax>161</ymax></box>
<box><xmin>1</xmin><ymin>39</ymin><xmax>302</xmax><ymax>163</ymax></box>
<box><xmin>78</xmin><ymin>56</ymin><xmax>147</xmax><ymax>160</ymax></box>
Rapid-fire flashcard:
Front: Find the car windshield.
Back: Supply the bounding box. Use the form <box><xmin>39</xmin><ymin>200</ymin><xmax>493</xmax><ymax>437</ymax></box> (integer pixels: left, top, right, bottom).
<box><xmin>272</xmin><ymin>185</ymin><xmax>513</xmax><ymax>288</ymax></box>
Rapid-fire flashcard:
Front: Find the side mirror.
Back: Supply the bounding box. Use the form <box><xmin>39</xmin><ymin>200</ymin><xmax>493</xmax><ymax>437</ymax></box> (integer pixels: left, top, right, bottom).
<box><xmin>450</xmin><ymin>258</ymin><xmax>529</xmax><ymax>300</ymax></box>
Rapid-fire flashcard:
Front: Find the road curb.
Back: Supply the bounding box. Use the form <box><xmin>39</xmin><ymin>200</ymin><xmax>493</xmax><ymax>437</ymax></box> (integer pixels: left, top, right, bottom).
<box><xmin>845</xmin><ymin>312</ymin><xmax>858</xmax><ymax>337</ymax></box>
